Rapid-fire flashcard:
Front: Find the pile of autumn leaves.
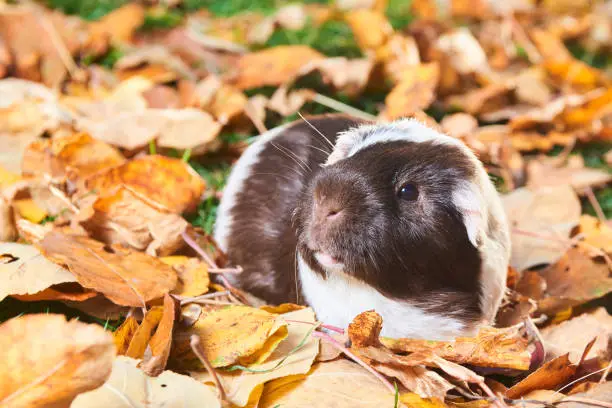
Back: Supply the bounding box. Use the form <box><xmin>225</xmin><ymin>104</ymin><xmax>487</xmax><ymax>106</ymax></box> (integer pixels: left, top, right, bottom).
<box><xmin>1</xmin><ymin>0</ymin><xmax>612</xmax><ymax>406</ymax></box>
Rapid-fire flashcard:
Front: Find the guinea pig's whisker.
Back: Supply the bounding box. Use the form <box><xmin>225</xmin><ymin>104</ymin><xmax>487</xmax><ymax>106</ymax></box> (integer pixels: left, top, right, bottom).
<box><xmin>271</xmin><ymin>141</ymin><xmax>311</xmax><ymax>173</ymax></box>
<box><xmin>298</xmin><ymin>112</ymin><xmax>335</xmax><ymax>149</ymax></box>
<box><xmin>306</xmin><ymin>143</ymin><xmax>332</xmax><ymax>156</ymax></box>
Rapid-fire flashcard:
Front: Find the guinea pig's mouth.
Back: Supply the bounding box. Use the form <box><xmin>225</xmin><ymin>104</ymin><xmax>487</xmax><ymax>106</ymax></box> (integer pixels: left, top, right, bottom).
<box><xmin>313</xmin><ymin>250</ymin><xmax>345</xmax><ymax>271</ymax></box>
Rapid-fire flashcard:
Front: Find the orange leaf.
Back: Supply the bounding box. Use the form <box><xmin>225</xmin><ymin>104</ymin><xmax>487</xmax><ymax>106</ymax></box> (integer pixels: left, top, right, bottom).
<box><xmin>83</xmin><ymin>155</ymin><xmax>205</xmax><ymax>214</ymax></box>
<box><xmin>385</xmin><ymin>63</ymin><xmax>440</xmax><ymax>119</ymax></box>
<box><xmin>231</xmin><ymin>46</ymin><xmax>324</xmax><ymax>89</ymax></box>
<box><xmin>37</xmin><ymin>230</ymin><xmax>177</xmax><ymax>307</ymax></box>
<box><xmin>113</xmin><ymin>316</ymin><xmax>139</xmax><ymax>355</ymax></box>
<box><xmin>0</xmin><ymin>314</ymin><xmax>115</xmax><ymax>407</ymax></box>
<box><xmin>506</xmin><ymin>354</ymin><xmax>576</xmax><ymax>399</ymax></box>
<box><xmin>141</xmin><ymin>294</ymin><xmax>178</xmax><ymax>376</ymax></box>
<box><xmin>125</xmin><ymin>306</ymin><xmax>164</xmax><ymax>359</ymax></box>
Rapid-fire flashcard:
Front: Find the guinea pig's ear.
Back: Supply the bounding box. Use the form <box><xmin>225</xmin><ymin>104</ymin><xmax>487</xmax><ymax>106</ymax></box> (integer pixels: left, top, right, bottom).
<box><xmin>452</xmin><ymin>182</ymin><xmax>485</xmax><ymax>248</ymax></box>
<box><xmin>325</xmin><ymin>131</ymin><xmax>362</xmax><ymax>166</ymax></box>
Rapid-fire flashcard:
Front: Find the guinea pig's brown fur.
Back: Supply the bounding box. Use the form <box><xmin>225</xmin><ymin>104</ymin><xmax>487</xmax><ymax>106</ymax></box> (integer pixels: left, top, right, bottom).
<box><xmin>214</xmin><ymin>114</ymin><xmax>510</xmax><ymax>340</ymax></box>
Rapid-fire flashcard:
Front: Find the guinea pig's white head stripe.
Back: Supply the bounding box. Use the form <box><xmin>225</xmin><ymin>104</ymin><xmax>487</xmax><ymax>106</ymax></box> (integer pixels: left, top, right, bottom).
<box><xmin>325</xmin><ymin>118</ymin><xmax>466</xmax><ymax>166</ymax></box>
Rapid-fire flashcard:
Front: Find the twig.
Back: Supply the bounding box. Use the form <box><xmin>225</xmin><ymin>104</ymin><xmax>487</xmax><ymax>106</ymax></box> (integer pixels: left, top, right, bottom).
<box><xmin>180</xmin><ymin>291</ymin><xmax>230</xmax><ymax>305</ymax></box>
<box><xmin>312</xmin><ymin>93</ymin><xmax>377</xmax><ymax>121</ymax></box>
<box><xmin>312</xmin><ymin>331</ymin><xmax>395</xmax><ymax>393</ymax></box>
<box><xmin>284</xmin><ymin>319</ymin><xmax>345</xmax><ymax>334</ymax></box>
<box><xmin>554</xmin><ymin>364</ymin><xmax>612</xmax><ymax>396</ymax></box>
<box><xmin>190</xmin><ymin>334</ymin><xmax>227</xmax><ymax>402</ymax></box>
<box><xmin>600</xmin><ymin>360</ymin><xmax>612</xmax><ymax>383</ymax></box>
<box><xmin>584</xmin><ymin>187</ymin><xmax>607</xmax><ymax>224</ymax></box>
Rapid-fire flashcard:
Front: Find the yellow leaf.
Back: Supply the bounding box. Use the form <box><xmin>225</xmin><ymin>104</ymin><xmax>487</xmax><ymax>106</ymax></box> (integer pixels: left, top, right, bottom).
<box><xmin>345</xmin><ymin>10</ymin><xmax>393</xmax><ymax>53</ymax></box>
<box><xmin>125</xmin><ymin>306</ymin><xmax>164</xmax><ymax>359</ymax></box>
<box><xmin>385</xmin><ymin>63</ymin><xmax>439</xmax><ymax>119</ymax></box>
<box><xmin>12</xmin><ymin>198</ymin><xmax>47</xmax><ymax>223</ymax></box>
<box><xmin>141</xmin><ymin>294</ymin><xmax>178</xmax><ymax>377</ymax></box>
<box><xmin>161</xmin><ymin>256</ymin><xmax>210</xmax><ymax>298</ymax></box>
<box><xmin>113</xmin><ymin>316</ymin><xmax>139</xmax><ymax>355</ymax></box>
<box><xmin>171</xmin><ymin>305</ymin><xmax>288</xmax><ymax>369</ymax></box>
<box><xmin>400</xmin><ymin>393</ymin><xmax>447</xmax><ymax>408</ymax></box>
<box><xmin>0</xmin><ymin>314</ymin><xmax>115</xmax><ymax>407</ymax></box>
<box><xmin>0</xmin><ymin>165</ymin><xmax>20</xmax><ymax>187</ymax></box>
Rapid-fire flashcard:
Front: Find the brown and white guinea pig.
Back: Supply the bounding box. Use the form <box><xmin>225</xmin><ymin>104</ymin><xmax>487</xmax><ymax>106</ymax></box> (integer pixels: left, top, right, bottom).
<box><xmin>214</xmin><ymin>114</ymin><xmax>510</xmax><ymax>340</ymax></box>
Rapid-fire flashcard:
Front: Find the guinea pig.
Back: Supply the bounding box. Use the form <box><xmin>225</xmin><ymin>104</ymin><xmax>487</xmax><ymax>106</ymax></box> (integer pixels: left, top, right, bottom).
<box><xmin>214</xmin><ymin>114</ymin><xmax>510</xmax><ymax>340</ymax></box>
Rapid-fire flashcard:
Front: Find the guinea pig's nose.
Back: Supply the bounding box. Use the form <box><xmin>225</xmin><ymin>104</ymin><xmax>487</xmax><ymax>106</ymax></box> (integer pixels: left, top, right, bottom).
<box><xmin>314</xmin><ymin>197</ymin><xmax>344</xmax><ymax>223</ymax></box>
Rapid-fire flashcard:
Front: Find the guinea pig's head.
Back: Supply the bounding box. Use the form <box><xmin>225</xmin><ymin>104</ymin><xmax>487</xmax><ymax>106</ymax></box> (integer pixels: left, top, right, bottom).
<box><xmin>294</xmin><ymin>119</ymin><xmax>491</xmax><ymax>308</ymax></box>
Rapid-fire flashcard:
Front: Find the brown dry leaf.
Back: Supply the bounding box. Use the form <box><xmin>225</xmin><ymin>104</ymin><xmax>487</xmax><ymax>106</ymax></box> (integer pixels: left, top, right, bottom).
<box><xmin>502</xmin><ymin>185</ymin><xmax>581</xmax><ymax>271</ymax></box>
<box><xmin>530</xmin><ymin>28</ymin><xmax>573</xmax><ymax>61</ymax></box>
<box><xmin>231</xmin><ymin>45</ymin><xmax>324</xmax><ymax>89</ymax></box>
<box><xmin>345</xmin><ymin>9</ymin><xmax>393</xmax><ymax>54</ymax></box>
<box><xmin>440</xmin><ymin>113</ymin><xmax>478</xmax><ymax>139</ymax></box>
<box><xmin>191</xmin><ymin>308</ymin><xmax>320</xmax><ymax>407</ymax></box>
<box><xmin>0</xmin><ymin>197</ymin><xmax>17</xmax><ymax>241</ymax></box>
<box><xmin>89</xmin><ymin>3</ymin><xmax>145</xmax><ymax>44</ymax></box>
<box><xmin>184</xmin><ymin>75</ymin><xmax>248</xmax><ymax>124</ymax></box>
<box><xmin>78</xmin><ymin>187</ymin><xmax>189</xmax><ymax>256</ymax></box>
<box><xmin>141</xmin><ymin>294</ymin><xmax>178</xmax><ymax>377</ymax></box>
<box><xmin>385</xmin><ymin>63</ymin><xmax>440</xmax><ymax>119</ymax></box>
<box><xmin>0</xmin><ymin>37</ymin><xmax>10</xmax><ymax>78</ymax></box>
<box><xmin>113</xmin><ymin>316</ymin><xmax>139</xmax><ymax>355</ymax></box>
<box><xmin>294</xmin><ymin>57</ymin><xmax>375</xmax><ymax>97</ymax></box>
<box><xmin>544</xmin><ymin>59</ymin><xmax>607</xmax><ymax>91</ymax></box>
<box><xmin>563</xmin><ymin>88</ymin><xmax>612</xmax><ymax>127</ymax></box>
<box><xmin>63</xmin><ymin>294</ymin><xmax>130</xmax><ymax>321</ymax></box>
<box><xmin>22</xmin><ymin>132</ymin><xmax>126</xmax><ymax>180</ymax></box>
<box><xmin>579</xmin><ymin>214</ymin><xmax>612</xmax><ymax>255</ymax></box>
<box><xmin>527</xmin><ymin>155</ymin><xmax>612</xmax><ymax>191</ymax></box>
<box><xmin>509</xmin><ymin>93</ymin><xmax>597</xmax><ymax>131</ymax></box>
<box><xmin>0</xmin><ymin>242</ymin><xmax>77</xmax><ymax>302</ymax></box>
<box><xmin>171</xmin><ymin>305</ymin><xmax>288</xmax><ymax>369</ymax></box>
<box><xmin>537</xmin><ymin>246</ymin><xmax>612</xmax><ymax>314</ymax></box>
<box><xmin>506</xmin><ymin>354</ymin><xmax>576</xmax><ymax>398</ymax></box>
<box><xmin>81</xmin><ymin>108</ymin><xmax>222</xmax><ymax>152</ymax></box>
<box><xmin>114</xmin><ymin>45</ymin><xmax>196</xmax><ymax>83</ymax></box>
<box><xmin>381</xmin><ymin>34</ymin><xmax>421</xmax><ymax>82</ymax></box>
<box><xmin>83</xmin><ymin>155</ymin><xmax>205</xmax><ymax>214</ymax></box>
<box><xmin>37</xmin><ymin>230</ymin><xmax>177</xmax><ymax>307</ymax></box>
<box><xmin>143</xmin><ymin>85</ymin><xmax>180</xmax><ymax>109</ymax></box>
<box><xmin>72</xmin><ymin>356</ymin><xmax>220</xmax><ymax>408</ymax></box>
<box><xmin>446</xmin><ymin>83</ymin><xmax>512</xmax><ymax>115</ymax></box>
<box><xmin>541</xmin><ymin>307</ymin><xmax>612</xmax><ymax>363</ymax></box>
<box><xmin>12</xmin><ymin>283</ymin><xmax>97</xmax><ymax>302</ymax></box>
<box><xmin>125</xmin><ymin>306</ymin><xmax>165</xmax><ymax>359</ymax></box>
<box><xmin>436</xmin><ymin>28</ymin><xmax>488</xmax><ymax>74</ymax></box>
<box><xmin>161</xmin><ymin>256</ymin><xmax>210</xmax><ymax>298</ymax></box>
<box><xmin>0</xmin><ymin>314</ymin><xmax>115</xmax><ymax>407</ymax></box>
<box><xmin>560</xmin><ymin>381</ymin><xmax>612</xmax><ymax>408</ymax></box>
<box><xmin>375</xmin><ymin>363</ymin><xmax>454</xmax><ymax>401</ymax></box>
<box><xmin>258</xmin><ymin>359</ymin><xmax>403</xmax><ymax>408</ymax></box>
<box><xmin>267</xmin><ymin>86</ymin><xmax>314</xmax><ymax>117</ymax></box>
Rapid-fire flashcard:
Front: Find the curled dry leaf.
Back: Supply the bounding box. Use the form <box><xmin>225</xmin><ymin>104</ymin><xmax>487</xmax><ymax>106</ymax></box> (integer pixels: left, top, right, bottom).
<box><xmin>72</xmin><ymin>356</ymin><xmax>220</xmax><ymax>408</ymax></box>
<box><xmin>21</xmin><ymin>132</ymin><xmax>126</xmax><ymax>180</ymax></box>
<box><xmin>141</xmin><ymin>294</ymin><xmax>178</xmax><ymax>377</ymax></box>
<box><xmin>83</xmin><ymin>155</ymin><xmax>205</xmax><ymax>214</ymax></box>
<box><xmin>112</xmin><ymin>316</ymin><xmax>139</xmax><ymax>355</ymax></box>
<box><xmin>125</xmin><ymin>306</ymin><xmax>164</xmax><ymax>359</ymax></box>
<box><xmin>230</xmin><ymin>45</ymin><xmax>324</xmax><ymax>90</ymax></box>
<box><xmin>385</xmin><ymin>63</ymin><xmax>440</xmax><ymax>119</ymax></box>
<box><xmin>171</xmin><ymin>305</ymin><xmax>288</xmax><ymax>369</ymax></box>
<box><xmin>160</xmin><ymin>256</ymin><xmax>210</xmax><ymax>298</ymax></box>
<box><xmin>0</xmin><ymin>242</ymin><xmax>77</xmax><ymax>302</ymax></box>
<box><xmin>78</xmin><ymin>187</ymin><xmax>189</xmax><ymax>256</ymax></box>
<box><xmin>0</xmin><ymin>314</ymin><xmax>115</xmax><ymax>408</ymax></box>
<box><xmin>191</xmin><ymin>308</ymin><xmax>320</xmax><ymax>407</ymax></box>
<box><xmin>37</xmin><ymin>230</ymin><xmax>177</xmax><ymax>307</ymax></box>
<box><xmin>258</xmin><ymin>359</ymin><xmax>402</xmax><ymax>408</ymax></box>
<box><xmin>536</xmin><ymin>246</ymin><xmax>612</xmax><ymax>314</ymax></box>
<box><xmin>541</xmin><ymin>307</ymin><xmax>612</xmax><ymax>363</ymax></box>
<box><xmin>526</xmin><ymin>155</ymin><xmax>612</xmax><ymax>191</ymax></box>
<box><xmin>502</xmin><ymin>185</ymin><xmax>581</xmax><ymax>271</ymax></box>
<box><xmin>505</xmin><ymin>354</ymin><xmax>576</xmax><ymax>398</ymax></box>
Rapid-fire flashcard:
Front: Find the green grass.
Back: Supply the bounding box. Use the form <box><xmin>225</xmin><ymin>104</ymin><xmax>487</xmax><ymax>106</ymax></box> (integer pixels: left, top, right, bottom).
<box><xmin>183</xmin><ymin>0</ymin><xmax>331</xmax><ymax>16</ymax></box>
<box><xmin>141</xmin><ymin>9</ymin><xmax>184</xmax><ymax>31</ymax></box>
<box><xmin>186</xmin><ymin>161</ymin><xmax>233</xmax><ymax>234</ymax></box>
<box><xmin>566</xmin><ymin>41</ymin><xmax>612</xmax><ymax>70</ymax></box>
<box><xmin>264</xmin><ymin>20</ymin><xmax>363</xmax><ymax>59</ymax></box>
<box><xmin>47</xmin><ymin>0</ymin><xmax>127</xmax><ymax>20</ymax></box>
<box><xmin>386</xmin><ymin>0</ymin><xmax>414</xmax><ymax>30</ymax></box>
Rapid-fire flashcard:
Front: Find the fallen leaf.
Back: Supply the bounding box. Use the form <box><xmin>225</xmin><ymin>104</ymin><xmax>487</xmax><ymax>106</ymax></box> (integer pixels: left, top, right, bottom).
<box><xmin>436</xmin><ymin>28</ymin><xmax>488</xmax><ymax>74</ymax></box>
<box><xmin>72</xmin><ymin>356</ymin><xmax>220</xmax><ymax>408</ymax></box>
<box><xmin>502</xmin><ymin>185</ymin><xmax>581</xmax><ymax>271</ymax></box>
<box><xmin>184</xmin><ymin>75</ymin><xmax>248</xmax><ymax>124</ymax></box>
<box><xmin>112</xmin><ymin>316</ymin><xmax>139</xmax><ymax>355</ymax></box>
<box><xmin>541</xmin><ymin>307</ymin><xmax>612</xmax><ymax>363</ymax></box>
<box><xmin>0</xmin><ymin>242</ymin><xmax>77</xmax><ymax>302</ymax></box>
<box><xmin>294</xmin><ymin>57</ymin><xmax>375</xmax><ymax>97</ymax></box>
<box><xmin>171</xmin><ymin>305</ymin><xmax>288</xmax><ymax>369</ymax></box>
<box><xmin>63</xmin><ymin>294</ymin><xmax>130</xmax><ymax>321</ymax></box>
<box><xmin>544</xmin><ymin>59</ymin><xmax>607</xmax><ymax>91</ymax></box>
<box><xmin>89</xmin><ymin>3</ymin><xmax>145</xmax><ymax>44</ymax></box>
<box><xmin>0</xmin><ymin>197</ymin><xmax>17</xmax><ymax>241</ymax></box>
<box><xmin>578</xmin><ymin>214</ymin><xmax>612</xmax><ymax>254</ymax></box>
<box><xmin>559</xmin><ymin>381</ymin><xmax>612</xmax><ymax>408</ymax></box>
<box><xmin>12</xmin><ymin>283</ymin><xmax>98</xmax><ymax>302</ymax></box>
<box><xmin>11</xmin><ymin>198</ymin><xmax>48</xmax><ymax>223</ymax></box>
<box><xmin>191</xmin><ymin>308</ymin><xmax>320</xmax><ymax>407</ymax></box>
<box><xmin>143</xmin><ymin>85</ymin><xmax>181</xmax><ymax>109</ymax></box>
<box><xmin>530</xmin><ymin>28</ymin><xmax>573</xmax><ymax>61</ymax></box>
<box><xmin>399</xmin><ymin>392</ymin><xmax>447</xmax><ymax>408</ymax></box>
<box><xmin>537</xmin><ymin>246</ymin><xmax>612</xmax><ymax>314</ymax></box>
<box><xmin>506</xmin><ymin>354</ymin><xmax>576</xmax><ymax>398</ymax></box>
<box><xmin>375</xmin><ymin>363</ymin><xmax>454</xmax><ymax>401</ymax></box>
<box><xmin>0</xmin><ymin>314</ymin><xmax>115</xmax><ymax>407</ymax></box>
<box><xmin>114</xmin><ymin>45</ymin><xmax>196</xmax><ymax>83</ymax></box>
<box><xmin>125</xmin><ymin>306</ymin><xmax>165</xmax><ymax>359</ymax></box>
<box><xmin>78</xmin><ymin>187</ymin><xmax>189</xmax><ymax>256</ymax></box>
<box><xmin>230</xmin><ymin>46</ymin><xmax>324</xmax><ymax>90</ymax></box>
<box><xmin>141</xmin><ymin>294</ymin><xmax>178</xmax><ymax>377</ymax></box>
<box><xmin>446</xmin><ymin>83</ymin><xmax>512</xmax><ymax>115</ymax></box>
<box><xmin>527</xmin><ymin>155</ymin><xmax>612</xmax><ymax>191</ymax></box>
<box><xmin>345</xmin><ymin>9</ymin><xmax>393</xmax><ymax>53</ymax></box>
<box><xmin>161</xmin><ymin>256</ymin><xmax>210</xmax><ymax>298</ymax></box>
<box><xmin>258</xmin><ymin>359</ymin><xmax>402</xmax><ymax>408</ymax></box>
<box><xmin>81</xmin><ymin>108</ymin><xmax>222</xmax><ymax>152</ymax></box>
<box><xmin>440</xmin><ymin>113</ymin><xmax>478</xmax><ymax>139</ymax></box>
<box><xmin>563</xmin><ymin>88</ymin><xmax>612</xmax><ymax>127</ymax></box>
<box><xmin>37</xmin><ymin>230</ymin><xmax>177</xmax><ymax>307</ymax></box>
<box><xmin>83</xmin><ymin>155</ymin><xmax>205</xmax><ymax>214</ymax></box>
<box><xmin>385</xmin><ymin>63</ymin><xmax>440</xmax><ymax>119</ymax></box>
<box><xmin>267</xmin><ymin>86</ymin><xmax>314</xmax><ymax>116</ymax></box>
<box><xmin>21</xmin><ymin>132</ymin><xmax>126</xmax><ymax>180</ymax></box>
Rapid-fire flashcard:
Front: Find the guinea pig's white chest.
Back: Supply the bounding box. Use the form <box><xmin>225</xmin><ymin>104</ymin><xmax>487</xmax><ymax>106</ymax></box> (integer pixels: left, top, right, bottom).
<box><xmin>297</xmin><ymin>255</ymin><xmax>467</xmax><ymax>340</ymax></box>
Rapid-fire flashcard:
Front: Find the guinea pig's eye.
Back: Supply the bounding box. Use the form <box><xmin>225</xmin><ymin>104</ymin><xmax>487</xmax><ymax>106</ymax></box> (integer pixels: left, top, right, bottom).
<box><xmin>397</xmin><ymin>183</ymin><xmax>418</xmax><ymax>201</ymax></box>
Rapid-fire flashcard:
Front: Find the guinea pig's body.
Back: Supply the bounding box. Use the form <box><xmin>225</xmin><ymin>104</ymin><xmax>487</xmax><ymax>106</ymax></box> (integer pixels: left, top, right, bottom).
<box><xmin>214</xmin><ymin>114</ymin><xmax>510</xmax><ymax>340</ymax></box>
